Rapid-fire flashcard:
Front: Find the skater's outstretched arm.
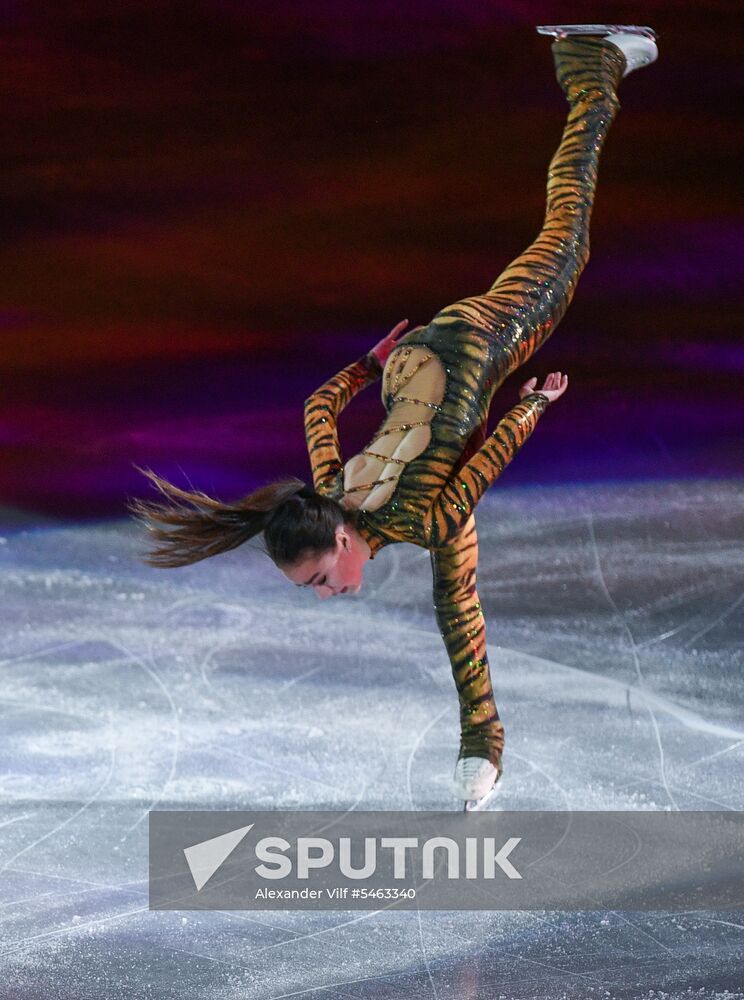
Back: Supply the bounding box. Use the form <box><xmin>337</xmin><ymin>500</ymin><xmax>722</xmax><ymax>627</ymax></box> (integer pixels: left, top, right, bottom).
<box><xmin>426</xmin><ymin>373</ymin><xmax>567</xmax><ymax>546</ymax></box>
<box><xmin>304</xmin><ymin>319</ymin><xmax>411</xmax><ymax>495</ymax></box>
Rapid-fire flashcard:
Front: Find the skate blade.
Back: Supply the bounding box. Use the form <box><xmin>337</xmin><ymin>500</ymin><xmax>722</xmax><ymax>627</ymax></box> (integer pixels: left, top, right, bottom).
<box><xmin>462</xmin><ymin>782</ymin><xmax>501</xmax><ymax>813</ymax></box>
<box><xmin>536</xmin><ymin>24</ymin><xmax>657</xmax><ymax>41</ymax></box>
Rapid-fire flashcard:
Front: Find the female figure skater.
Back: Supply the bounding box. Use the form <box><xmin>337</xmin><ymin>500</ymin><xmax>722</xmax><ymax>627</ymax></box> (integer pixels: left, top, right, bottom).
<box><xmin>129</xmin><ymin>25</ymin><xmax>658</xmax><ymax>807</ymax></box>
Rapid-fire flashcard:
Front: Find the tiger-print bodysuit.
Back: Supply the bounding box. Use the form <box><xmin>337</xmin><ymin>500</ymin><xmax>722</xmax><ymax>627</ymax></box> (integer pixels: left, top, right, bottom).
<box><xmin>303</xmin><ymin>36</ymin><xmax>627</xmax><ymax>773</ymax></box>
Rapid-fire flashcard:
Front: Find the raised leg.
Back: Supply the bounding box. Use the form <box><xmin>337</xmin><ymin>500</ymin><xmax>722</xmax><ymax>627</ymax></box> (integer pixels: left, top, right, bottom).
<box><xmin>430</xmin><ymin>513</ymin><xmax>504</xmax><ymax>776</ymax></box>
<box><xmin>429</xmin><ymin>35</ymin><xmax>626</xmax><ymax>385</ymax></box>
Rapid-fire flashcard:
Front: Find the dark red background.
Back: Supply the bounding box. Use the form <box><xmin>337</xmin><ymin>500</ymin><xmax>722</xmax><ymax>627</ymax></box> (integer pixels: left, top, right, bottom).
<box><xmin>1</xmin><ymin>2</ymin><xmax>741</xmax><ymax>517</ymax></box>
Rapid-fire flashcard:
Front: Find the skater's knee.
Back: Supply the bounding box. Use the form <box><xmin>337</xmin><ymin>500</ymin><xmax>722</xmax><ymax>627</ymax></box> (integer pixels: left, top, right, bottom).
<box><xmin>537</xmin><ymin>218</ymin><xmax>592</xmax><ymax>274</ymax></box>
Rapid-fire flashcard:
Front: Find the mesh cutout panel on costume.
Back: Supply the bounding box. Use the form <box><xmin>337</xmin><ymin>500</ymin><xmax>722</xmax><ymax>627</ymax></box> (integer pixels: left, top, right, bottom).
<box><xmin>343</xmin><ymin>346</ymin><xmax>445</xmax><ymax>508</ymax></box>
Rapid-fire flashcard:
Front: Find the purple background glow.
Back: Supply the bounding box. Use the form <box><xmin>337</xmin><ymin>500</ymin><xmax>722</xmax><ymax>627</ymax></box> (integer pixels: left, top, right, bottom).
<box><xmin>1</xmin><ymin>2</ymin><xmax>741</xmax><ymax>517</ymax></box>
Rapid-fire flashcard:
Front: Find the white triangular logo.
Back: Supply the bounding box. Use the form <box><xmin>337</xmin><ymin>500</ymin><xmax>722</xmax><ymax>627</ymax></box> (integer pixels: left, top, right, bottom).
<box><xmin>183</xmin><ymin>823</ymin><xmax>254</xmax><ymax>891</ymax></box>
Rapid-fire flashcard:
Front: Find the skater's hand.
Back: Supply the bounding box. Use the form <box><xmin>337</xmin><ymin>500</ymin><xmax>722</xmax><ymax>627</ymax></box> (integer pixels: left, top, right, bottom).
<box><xmin>519</xmin><ymin>371</ymin><xmax>568</xmax><ymax>403</ymax></box>
<box><xmin>369</xmin><ymin>319</ymin><xmax>411</xmax><ymax>367</ymax></box>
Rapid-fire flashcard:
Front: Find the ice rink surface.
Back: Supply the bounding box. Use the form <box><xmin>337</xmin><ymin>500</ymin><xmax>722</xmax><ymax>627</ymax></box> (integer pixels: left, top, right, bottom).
<box><xmin>1</xmin><ymin>480</ymin><xmax>743</xmax><ymax>999</ymax></box>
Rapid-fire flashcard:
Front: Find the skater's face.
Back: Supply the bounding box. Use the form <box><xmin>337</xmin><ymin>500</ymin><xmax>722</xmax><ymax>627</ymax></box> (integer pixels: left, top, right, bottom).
<box><xmin>281</xmin><ymin>524</ymin><xmax>366</xmax><ymax>599</ymax></box>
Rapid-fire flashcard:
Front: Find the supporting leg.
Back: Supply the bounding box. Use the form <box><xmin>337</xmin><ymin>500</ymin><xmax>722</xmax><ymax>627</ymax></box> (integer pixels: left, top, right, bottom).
<box><xmin>430</xmin><ymin>35</ymin><xmax>626</xmax><ymax>385</ymax></box>
<box><xmin>430</xmin><ymin>513</ymin><xmax>504</xmax><ymax>772</ymax></box>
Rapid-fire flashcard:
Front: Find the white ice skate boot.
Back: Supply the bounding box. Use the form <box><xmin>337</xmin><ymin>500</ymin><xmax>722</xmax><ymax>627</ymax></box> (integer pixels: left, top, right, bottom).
<box><xmin>454</xmin><ymin>756</ymin><xmax>500</xmax><ymax>812</ymax></box>
<box><xmin>536</xmin><ymin>24</ymin><xmax>658</xmax><ymax>78</ymax></box>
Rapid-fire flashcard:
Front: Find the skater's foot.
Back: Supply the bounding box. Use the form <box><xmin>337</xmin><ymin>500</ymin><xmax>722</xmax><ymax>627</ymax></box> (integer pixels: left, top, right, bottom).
<box><xmin>536</xmin><ymin>24</ymin><xmax>658</xmax><ymax>78</ymax></box>
<box><xmin>453</xmin><ymin>756</ymin><xmax>500</xmax><ymax>801</ymax></box>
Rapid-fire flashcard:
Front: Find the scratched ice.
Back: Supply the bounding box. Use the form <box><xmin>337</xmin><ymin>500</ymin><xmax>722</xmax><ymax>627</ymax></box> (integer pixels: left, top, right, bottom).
<box><xmin>1</xmin><ymin>480</ymin><xmax>743</xmax><ymax>999</ymax></box>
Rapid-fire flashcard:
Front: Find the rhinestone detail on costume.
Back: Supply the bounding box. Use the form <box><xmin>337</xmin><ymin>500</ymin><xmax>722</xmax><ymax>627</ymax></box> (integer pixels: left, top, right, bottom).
<box><xmin>343</xmin><ymin>352</ymin><xmax>443</xmax><ymax>495</ymax></box>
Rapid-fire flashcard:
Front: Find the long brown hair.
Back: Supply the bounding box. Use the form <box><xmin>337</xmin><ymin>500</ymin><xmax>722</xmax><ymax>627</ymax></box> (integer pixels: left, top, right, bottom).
<box><xmin>127</xmin><ymin>465</ymin><xmax>360</xmax><ymax>569</ymax></box>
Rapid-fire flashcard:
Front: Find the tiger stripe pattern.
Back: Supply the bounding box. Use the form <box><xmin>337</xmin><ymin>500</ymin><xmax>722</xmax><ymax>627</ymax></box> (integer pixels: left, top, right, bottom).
<box><xmin>304</xmin><ymin>353</ymin><xmax>384</xmax><ymax>496</ymax></box>
<box><xmin>430</xmin><ymin>512</ymin><xmax>505</xmax><ymax>767</ymax></box>
<box><xmin>303</xmin><ymin>35</ymin><xmax>627</xmax><ymax>768</ymax></box>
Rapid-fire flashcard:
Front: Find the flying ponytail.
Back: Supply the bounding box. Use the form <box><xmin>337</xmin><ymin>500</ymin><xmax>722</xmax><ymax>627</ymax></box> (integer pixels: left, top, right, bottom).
<box><xmin>127</xmin><ymin>465</ymin><xmax>358</xmax><ymax>569</ymax></box>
